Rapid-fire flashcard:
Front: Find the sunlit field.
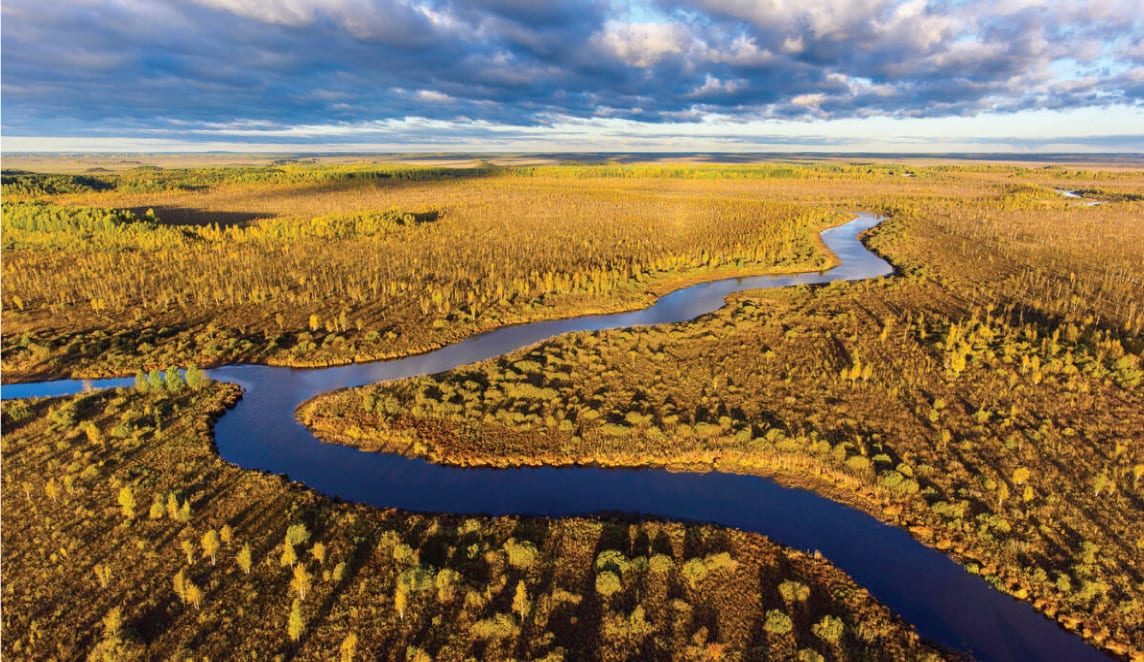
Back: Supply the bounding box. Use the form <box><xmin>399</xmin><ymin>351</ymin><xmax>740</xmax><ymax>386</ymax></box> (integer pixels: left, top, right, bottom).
<box><xmin>3</xmin><ymin>159</ymin><xmax>1142</xmax><ymax>660</ymax></box>
<box><xmin>5</xmin><ymin>162</ymin><xmax>1141</xmax><ymax>381</ymax></box>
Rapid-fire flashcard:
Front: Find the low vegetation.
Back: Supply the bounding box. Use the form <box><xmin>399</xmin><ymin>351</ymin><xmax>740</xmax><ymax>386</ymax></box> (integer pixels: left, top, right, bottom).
<box><xmin>4</xmin><ymin>158</ymin><xmax>1141</xmax><ymax>659</ymax></box>
<box><xmin>304</xmin><ymin>174</ymin><xmax>1144</xmax><ymax>659</ymax></box>
<box><xmin>0</xmin><ymin>385</ymin><xmax>952</xmax><ymax>661</ymax></box>
<box><xmin>7</xmin><ymin>161</ymin><xmax>1140</xmax><ymax>382</ymax></box>
<box><xmin>2</xmin><ymin>165</ymin><xmax>846</xmax><ymax>380</ymax></box>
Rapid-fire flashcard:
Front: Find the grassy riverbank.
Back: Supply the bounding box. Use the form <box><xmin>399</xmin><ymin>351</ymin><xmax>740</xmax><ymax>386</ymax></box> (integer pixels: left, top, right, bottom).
<box><xmin>0</xmin><ymin>384</ymin><xmax>955</xmax><ymax>661</ymax></box>
<box><xmin>303</xmin><ymin>178</ymin><xmax>1144</xmax><ymax>660</ymax></box>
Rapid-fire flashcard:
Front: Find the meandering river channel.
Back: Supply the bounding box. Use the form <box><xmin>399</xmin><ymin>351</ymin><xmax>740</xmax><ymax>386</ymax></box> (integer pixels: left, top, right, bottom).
<box><xmin>2</xmin><ymin>214</ymin><xmax>1112</xmax><ymax>662</ymax></box>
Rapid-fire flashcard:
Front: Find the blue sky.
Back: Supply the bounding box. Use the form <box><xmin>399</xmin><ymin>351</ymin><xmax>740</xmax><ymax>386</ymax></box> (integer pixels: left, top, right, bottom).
<box><xmin>2</xmin><ymin>0</ymin><xmax>1142</xmax><ymax>153</ymax></box>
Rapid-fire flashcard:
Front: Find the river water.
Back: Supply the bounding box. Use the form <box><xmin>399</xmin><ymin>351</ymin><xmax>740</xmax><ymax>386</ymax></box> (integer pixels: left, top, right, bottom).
<box><xmin>1</xmin><ymin>214</ymin><xmax>1111</xmax><ymax>662</ymax></box>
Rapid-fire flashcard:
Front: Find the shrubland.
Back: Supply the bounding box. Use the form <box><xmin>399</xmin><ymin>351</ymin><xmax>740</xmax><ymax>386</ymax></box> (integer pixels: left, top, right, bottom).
<box><xmin>3</xmin><ymin>165</ymin><xmax>850</xmax><ymax>380</ymax></box>
<box><xmin>0</xmin><ymin>385</ymin><xmax>951</xmax><ymax>661</ymax></box>
<box><xmin>4</xmin><ymin>159</ymin><xmax>1141</xmax><ymax>659</ymax></box>
<box><xmin>302</xmin><ymin>171</ymin><xmax>1144</xmax><ymax>659</ymax></box>
<box><xmin>6</xmin><ymin>162</ymin><xmax>1139</xmax><ymax>381</ymax></box>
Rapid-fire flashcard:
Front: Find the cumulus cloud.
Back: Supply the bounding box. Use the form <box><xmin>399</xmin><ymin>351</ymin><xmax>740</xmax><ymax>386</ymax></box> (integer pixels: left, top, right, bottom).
<box><xmin>690</xmin><ymin>74</ymin><xmax>747</xmax><ymax>98</ymax></box>
<box><xmin>189</xmin><ymin>0</ymin><xmax>446</xmax><ymax>43</ymax></box>
<box><xmin>591</xmin><ymin>21</ymin><xmax>694</xmax><ymax>68</ymax></box>
<box><xmin>1</xmin><ymin>0</ymin><xmax>1140</xmax><ymax>144</ymax></box>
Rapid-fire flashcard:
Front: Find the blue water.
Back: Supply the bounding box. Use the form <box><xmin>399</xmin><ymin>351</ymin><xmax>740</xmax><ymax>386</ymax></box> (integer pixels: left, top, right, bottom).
<box><xmin>2</xmin><ymin>214</ymin><xmax>1111</xmax><ymax>662</ymax></box>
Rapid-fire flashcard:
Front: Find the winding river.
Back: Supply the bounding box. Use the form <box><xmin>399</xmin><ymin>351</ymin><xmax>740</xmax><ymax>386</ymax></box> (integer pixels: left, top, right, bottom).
<box><xmin>2</xmin><ymin>213</ymin><xmax>1112</xmax><ymax>662</ymax></box>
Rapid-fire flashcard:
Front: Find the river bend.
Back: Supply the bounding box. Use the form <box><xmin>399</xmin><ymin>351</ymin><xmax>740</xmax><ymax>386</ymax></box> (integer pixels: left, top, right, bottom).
<box><xmin>2</xmin><ymin>214</ymin><xmax>1111</xmax><ymax>662</ymax></box>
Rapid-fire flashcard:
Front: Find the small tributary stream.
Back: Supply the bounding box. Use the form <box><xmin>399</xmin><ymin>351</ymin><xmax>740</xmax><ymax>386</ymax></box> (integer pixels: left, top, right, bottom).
<box><xmin>2</xmin><ymin>214</ymin><xmax>1112</xmax><ymax>662</ymax></box>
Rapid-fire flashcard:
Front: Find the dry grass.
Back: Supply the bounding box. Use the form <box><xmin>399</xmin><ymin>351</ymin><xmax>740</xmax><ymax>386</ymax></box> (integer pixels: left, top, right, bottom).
<box><xmin>3</xmin><ymin>169</ymin><xmax>852</xmax><ymax>380</ymax></box>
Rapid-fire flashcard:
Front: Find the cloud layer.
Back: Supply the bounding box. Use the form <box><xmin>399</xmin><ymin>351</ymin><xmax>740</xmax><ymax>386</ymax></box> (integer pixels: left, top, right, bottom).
<box><xmin>2</xmin><ymin>0</ymin><xmax>1141</xmax><ymax>147</ymax></box>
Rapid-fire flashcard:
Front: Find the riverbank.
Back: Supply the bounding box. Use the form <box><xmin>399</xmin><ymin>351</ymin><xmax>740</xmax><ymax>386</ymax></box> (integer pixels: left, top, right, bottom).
<box><xmin>0</xmin><ymin>384</ymin><xmax>957</xmax><ymax>661</ymax></box>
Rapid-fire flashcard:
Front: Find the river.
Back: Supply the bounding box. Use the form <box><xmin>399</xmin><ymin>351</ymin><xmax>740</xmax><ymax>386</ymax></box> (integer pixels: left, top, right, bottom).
<box><xmin>1</xmin><ymin>213</ymin><xmax>1111</xmax><ymax>662</ymax></box>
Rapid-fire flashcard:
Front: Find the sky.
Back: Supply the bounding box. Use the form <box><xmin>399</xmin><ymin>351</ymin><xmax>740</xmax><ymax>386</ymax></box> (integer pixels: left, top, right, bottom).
<box><xmin>2</xmin><ymin>0</ymin><xmax>1143</xmax><ymax>153</ymax></box>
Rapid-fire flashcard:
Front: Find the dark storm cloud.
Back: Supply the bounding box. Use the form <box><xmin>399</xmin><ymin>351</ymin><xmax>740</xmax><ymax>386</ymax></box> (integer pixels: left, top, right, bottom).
<box><xmin>1</xmin><ymin>0</ymin><xmax>1141</xmax><ymax>140</ymax></box>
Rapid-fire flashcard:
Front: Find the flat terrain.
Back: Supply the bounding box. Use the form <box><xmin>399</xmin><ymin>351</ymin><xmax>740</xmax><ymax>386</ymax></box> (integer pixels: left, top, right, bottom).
<box><xmin>301</xmin><ymin>167</ymin><xmax>1144</xmax><ymax>658</ymax></box>
<box><xmin>3</xmin><ymin>164</ymin><xmax>850</xmax><ymax>379</ymax></box>
<box><xmin>0</xmin><ymin>384</ymin><xmax>952</xmax><ymax>661</ymax></box>
<box><xmin>3</xmin><ymin>159</ymin><xmax>1142</xmax><ymax>660</ymax></box>
<box><xmin>5</xmin><ymin>162</ymin><xmax>1142</xmax><ymax>382</ymax></box>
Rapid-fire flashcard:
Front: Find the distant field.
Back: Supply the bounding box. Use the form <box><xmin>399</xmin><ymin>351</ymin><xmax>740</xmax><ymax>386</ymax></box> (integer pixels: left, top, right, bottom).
<box><xmin>4</xmin><ymin>151</ymin><xmax>1143</xmax><ymax>174</ymax></box>
<box><xmin>4</xmin><ymin>161</ymin><xmax>1141</xmax><ymax>381</ymax></box>
<box><xmin>1</xmin><ymin>162</ymin><xmax>880</xmax><ymax>380</ymax></box>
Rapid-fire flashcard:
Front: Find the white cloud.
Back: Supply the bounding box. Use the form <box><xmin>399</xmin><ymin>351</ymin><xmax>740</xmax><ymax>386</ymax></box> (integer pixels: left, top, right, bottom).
<box><xmin>188</xmin><ymin>0</ymin><xmax>326</xmax><ymax>27</ymax></box>
<box><xmin>690</xmin><ymin>74</ymin><xmax>746</xmax><ymax>97</ymax></box>
<box><xmin>781</xmin><ymin>35</ymin><xmax>804</xmax><ymax>54</ymax></box>
<box><xmin>417</xmin><ymin>90</ymin><xmax>454</xmax><ymax>103</ymax></box>
<box><xmin>187</xmin><ymin>0</ymin><xmax>446</xmax><ymax>41</ymax></box>
<box><xmin>790</xmin><ymin>93</ymin><xmax>826</xmax><ymax>107</ymax></box>
<box><xmin>4</xmin><ymin>104</ymin><xmax>1143</xmax><ymax>153</ymax></box>
<box><xmin>591</xmin><ymin>21</ymin><xmax>693</xmax><ymax>67</ymax></box>
<box><xmin>719</xmin><ymin>35</ymin><xmax>777</xmax><ymax>65</ymax></box>
<box><xmin>696</xmin><ymin>0</ymin><xmax>891</xmax><ymax>38</ymax></box>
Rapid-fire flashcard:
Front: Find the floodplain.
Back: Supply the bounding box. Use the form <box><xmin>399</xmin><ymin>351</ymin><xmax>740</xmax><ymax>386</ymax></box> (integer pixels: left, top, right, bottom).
<box><xmin>2</xmin><ymin>158</ymin><xmax>1142</xmax><ymax>661</ymax></box>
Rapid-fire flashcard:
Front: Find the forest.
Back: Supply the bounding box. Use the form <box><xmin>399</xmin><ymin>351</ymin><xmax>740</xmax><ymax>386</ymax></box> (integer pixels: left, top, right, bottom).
<box><xmin>2</xmin><ymin>158</ymin><xmax>1142</xmax><ymax>660</ymax></box>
